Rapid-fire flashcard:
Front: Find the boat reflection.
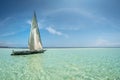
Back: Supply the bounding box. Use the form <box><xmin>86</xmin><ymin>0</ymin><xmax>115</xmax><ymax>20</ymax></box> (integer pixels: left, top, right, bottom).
<box><xmin>25</xmin><ymin>54</ymin><xmax>44</xmax><ymax>79</ymax></box>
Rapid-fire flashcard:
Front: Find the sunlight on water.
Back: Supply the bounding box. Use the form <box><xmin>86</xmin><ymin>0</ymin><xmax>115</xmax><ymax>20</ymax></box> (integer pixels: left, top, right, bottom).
<box><xmin>0</xmin><ymin>48</ymin><xmax>120</xmax><ymax>80</ymax></box>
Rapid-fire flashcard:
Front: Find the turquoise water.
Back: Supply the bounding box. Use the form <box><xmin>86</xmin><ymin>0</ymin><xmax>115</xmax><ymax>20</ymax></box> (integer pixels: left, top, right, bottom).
<box><xmin>0</xmin><ymin>48</ymin><xmax>120</xmax><ymax>80</ymax></box>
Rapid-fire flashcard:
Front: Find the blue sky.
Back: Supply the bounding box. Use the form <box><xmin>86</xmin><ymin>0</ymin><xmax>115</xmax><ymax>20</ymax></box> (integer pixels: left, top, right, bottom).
<box><xmin>0</xmin><ymin>0</ymin><xmax>120</xmax><ymax>47</ymax></box>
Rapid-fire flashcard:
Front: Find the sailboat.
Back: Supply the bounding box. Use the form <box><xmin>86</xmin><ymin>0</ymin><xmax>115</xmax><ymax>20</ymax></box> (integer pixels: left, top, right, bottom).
<box><xmin>11</xmin><ymin>12</ymin><xmax>46</xmax><ymax>55</ymax></box>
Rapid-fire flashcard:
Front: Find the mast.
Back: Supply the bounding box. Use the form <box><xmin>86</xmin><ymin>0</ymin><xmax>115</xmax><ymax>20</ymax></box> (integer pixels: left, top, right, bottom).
<box><xmin>28</xmin><ymin>12</ymin><xmax>43</xmax><ymax>50</ymax></box>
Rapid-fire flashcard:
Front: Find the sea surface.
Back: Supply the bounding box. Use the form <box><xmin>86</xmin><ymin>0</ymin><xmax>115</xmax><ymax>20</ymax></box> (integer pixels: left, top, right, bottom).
<box><xmin>0</xmin><ymin>48</ymin><xmax>120</xmax><ymax>80</ymax></box>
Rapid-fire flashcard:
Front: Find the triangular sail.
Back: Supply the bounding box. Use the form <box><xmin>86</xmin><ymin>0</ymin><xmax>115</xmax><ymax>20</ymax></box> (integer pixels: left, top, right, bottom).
<box><xmin>28</xmin><ymin>12</ymin><xmax>43</xmax><ymax>50</ymax></box>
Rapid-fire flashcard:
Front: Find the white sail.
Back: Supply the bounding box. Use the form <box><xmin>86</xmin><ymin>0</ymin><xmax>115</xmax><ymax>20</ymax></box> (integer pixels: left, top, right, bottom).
<box><xmin>28</xmin><ymin>12</ymin><xmax>43</xmax><ymax>51</ymax></box>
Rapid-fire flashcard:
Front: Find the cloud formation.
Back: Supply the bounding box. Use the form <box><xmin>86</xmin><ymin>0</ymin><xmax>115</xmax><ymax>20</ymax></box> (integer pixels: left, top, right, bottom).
<box><xmin>26</xmin><ymin>20</ymin><xmax>43</xmax><ymax>29</ymax></box>
<box><xmin>0</xmin><ymin>29</ymin><xmax>26</xmax><ymax>37</ymax></box>
<box><xmin>0</xmin><ymin>32</ymin><xmax>16</xmax><ymax>37</ymax></box>
<box><xmin>46</xmin><ymin>26</ymin><xmax>68</xmax><ymax>38</ymax></box>
<box><xmin>0</xmin><ymin>17</ymin><xmax>12</xmax><ymax>26</ymax></box>
<box><xmin>94</xmin><ymin>38</ymin><xmax>120</xmax><ymax>47</ymax></box>
<box><xmin>46</xmin><ymin>26</ymin><xmax>62</xmax><ymax>35</ymax></box>
<box><xmin>27</xmin><ymin>20</ymin><xmax>32</xmax><ymax>25</ymax></box>
<box><xmin>44</xmin><ymin>8</ymin><xmax>119</xmax><ymax>30</ymax></box>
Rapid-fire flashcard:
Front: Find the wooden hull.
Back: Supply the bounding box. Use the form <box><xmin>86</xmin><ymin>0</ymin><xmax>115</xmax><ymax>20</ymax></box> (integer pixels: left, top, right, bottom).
<box><xmin>11</xmin><ymin>50</ymin><xmax>46</xmax><ymax>55</ymax></box>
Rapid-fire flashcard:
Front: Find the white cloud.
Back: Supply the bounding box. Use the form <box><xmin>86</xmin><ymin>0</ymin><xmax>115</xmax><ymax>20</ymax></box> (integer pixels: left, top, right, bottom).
<box><xmin>44</xmin><ymin>8</ymin><xmax>98</xmax><ymax>20</ymax></box>
<box><xmin>46</xmin><ymin>26</ymin><xmax>62</xmax><ymax>35</ymax></box>
<box><xmin>95</xmin><ymin>39</ymin><xmax>109</xmax><ymax>47</ymax></box>
<box><xmin>27</xmin><ymin>20</ymin><xmax>32</xmax><ymax>25</ymax></box>
<box><xmin>0</xmin><ymin>29</ymin><xmax>26</xmax><ymax>37</ymax></box>
<box><xmin>0</xmin><ymin>32</ymin><xmax>16</xmax><ymax>37</ymax></box>
<box><xmin>26</xmin><ymin>20</ymin><xmax>43</xmax><ymax>29</ymax></box>
<box><xmin>44</xmin><ymin>8</ymin><xmax>119</xmax><ymax>29</ymax></box>
<box><xmin>46</xmin><ymin>26</ymin><xmax>68</xmax><ymax>38</ymax></box>
<box><xmin>94</xmin><ymin>38</ymin><xmax>120</xmax><ymax>47</ymax></box>
<box><xmin>38</xmin><ymin>23</ymin><xmax>43</xmax><ymax>29</ymax></box>
<box><xmin>0</xmin><ymin>17</ymin><xmax>12</xmax><ymax>26</ymax></box>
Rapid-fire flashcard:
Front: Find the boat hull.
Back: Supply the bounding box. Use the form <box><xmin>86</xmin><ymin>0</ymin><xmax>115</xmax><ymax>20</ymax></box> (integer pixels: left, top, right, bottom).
<box><xmin>11</xmin><ymin>50</ymin><xmax>46</xmax><ymax>55</ymax></box>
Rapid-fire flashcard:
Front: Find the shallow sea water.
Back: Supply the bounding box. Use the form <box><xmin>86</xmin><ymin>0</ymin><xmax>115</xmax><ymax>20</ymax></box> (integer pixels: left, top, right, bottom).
<box><xmin>0</xmin><ymin>48</ymin><xmax>120</xmax><ymax>80</ymax></box>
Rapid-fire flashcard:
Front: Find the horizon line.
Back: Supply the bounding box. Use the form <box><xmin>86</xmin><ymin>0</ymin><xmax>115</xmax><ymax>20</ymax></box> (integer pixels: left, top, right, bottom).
<box><xmin>0</xmin><ymin>46</ymin><xmax>120</xmax><ymax>48</ymax></box>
